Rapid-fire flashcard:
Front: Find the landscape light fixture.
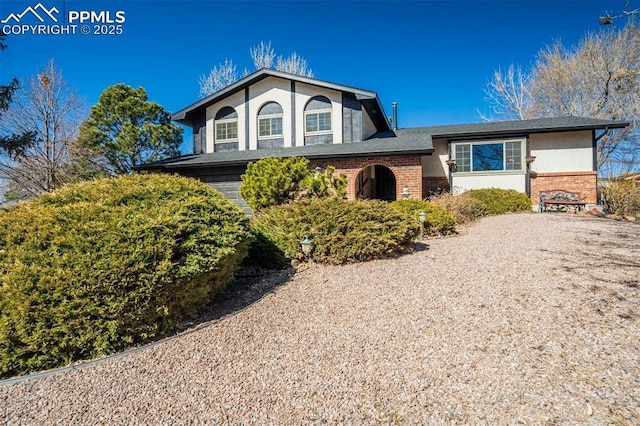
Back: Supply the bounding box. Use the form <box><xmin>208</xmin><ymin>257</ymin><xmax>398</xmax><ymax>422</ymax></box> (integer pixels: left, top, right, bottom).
<box><xmin>401</xmin><ymin>185</ymin><xmax>411</xmax><ymax>200</ymax></box>
<box><xmin>418</xmin><ymin>210</ymin><xmax>427</xmax><ymax>240</ymax></box>
<box><xmin>300</xmin><ymin>235</ymin><xmax>312</xmax><ymax>258</ymax></box>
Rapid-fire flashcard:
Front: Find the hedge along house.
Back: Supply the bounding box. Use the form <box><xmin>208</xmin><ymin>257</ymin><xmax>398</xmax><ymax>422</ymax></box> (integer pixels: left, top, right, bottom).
<box><xmin>138</xmin><ymin>69</ymin><xmax>629</xmax><ymax>212</ymax></box>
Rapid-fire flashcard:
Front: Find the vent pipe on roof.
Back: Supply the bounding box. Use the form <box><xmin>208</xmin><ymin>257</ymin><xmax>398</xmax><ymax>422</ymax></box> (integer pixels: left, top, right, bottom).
<box><xmin>392</xmin><ymin>102</ymin><xmax>398</xmax><ymax>131</ymax></box>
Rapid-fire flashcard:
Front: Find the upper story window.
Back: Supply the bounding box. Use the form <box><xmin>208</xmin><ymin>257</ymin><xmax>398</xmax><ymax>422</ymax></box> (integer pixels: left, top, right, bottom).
<box><xmin>453</xmin><ymin>139</ymin><xmax>523</xmax><ymax>173</ymax></box>
<box><xmin>257</xmin><ymin>102</ymin><xmax>283</xmax><ymax>139</ymax></box>
<box><xmin>304</xmin><ymin>96</ymin><xmax>332</xmax><ymax>135</ymax></box>
<box><xmin>215</xmin><ymin>106</ymin><xmax>238</xmax><ymax>143</ymax></box>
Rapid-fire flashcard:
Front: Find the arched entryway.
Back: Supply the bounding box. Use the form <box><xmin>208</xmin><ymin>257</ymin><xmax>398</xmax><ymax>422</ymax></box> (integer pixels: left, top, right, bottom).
<box><xmin>355</xmin><ymin>165</ymin><xmax>397</xmax><ymax>201</ymax></box>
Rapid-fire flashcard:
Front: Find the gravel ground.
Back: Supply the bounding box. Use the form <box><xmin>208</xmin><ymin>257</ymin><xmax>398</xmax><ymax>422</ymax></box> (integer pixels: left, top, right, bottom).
<box><xmin>1</xmin><ymin>213</ymin><xmax>639</xmax><ymax>424</ymax></box>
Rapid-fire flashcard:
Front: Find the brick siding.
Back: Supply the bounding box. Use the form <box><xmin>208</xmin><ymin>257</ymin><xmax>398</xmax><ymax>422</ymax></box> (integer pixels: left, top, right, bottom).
<box><xmin>530</xmin><ymin>171</ymin><xmax>597</xmax><ymax>204</ymax></box>
<box><xmin>310</xmin><ymin>156</ymin><xmax>423</xmax><ymax>201</ymax></box>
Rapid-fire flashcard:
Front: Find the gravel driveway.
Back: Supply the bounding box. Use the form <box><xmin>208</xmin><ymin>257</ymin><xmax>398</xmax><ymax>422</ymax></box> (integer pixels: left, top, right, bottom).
<box><xmin>1</xmin><ymin>213</ymin><xmax>639</xmax><ymax>424</ymax></box>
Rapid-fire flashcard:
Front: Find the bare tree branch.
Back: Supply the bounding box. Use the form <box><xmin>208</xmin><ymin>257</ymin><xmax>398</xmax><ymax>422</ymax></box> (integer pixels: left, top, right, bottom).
<box><xmin>0</xmin><ymin>59</ymin><xmax>85</xmax><ymax>200</ymax></box>
<box><xmin>480</xmin><ymin>65</ymin><xmax>533</xmax><ymax>121</ymax></box>
<box><xmin>198</xmin><ymin>58</ymin><xmax>238</xmax><ymax>98</ymax></box>
<box><xmin>198</xmin><ymin>42</ymin><xmax>314</xmax><ymax>97</ymax></box>
<box><xmin>250</xmin><ymin>41</ymin><xmax>275</xmax><ymax>70</ymax></box>
<box><xmin>600</xmin><ymin>1</ymin><xmax>640</xmax><ymax>24</ymax></box>
<box><xmin>480</xmin><ymin>21</ymin><xmax>640</xmax><ymax>175</ymax></box>
<box><xmin>275</xmin><ymin>52</ymin><xmax>314</xmax><ymax>78</ymax></box>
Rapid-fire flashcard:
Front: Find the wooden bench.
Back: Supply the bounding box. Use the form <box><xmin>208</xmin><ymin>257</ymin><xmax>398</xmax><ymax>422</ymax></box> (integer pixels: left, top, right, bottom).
<box><xmin>539</xmin><ymin>190</ymin><xmax>587</xmax><ymax>212</ymax></box>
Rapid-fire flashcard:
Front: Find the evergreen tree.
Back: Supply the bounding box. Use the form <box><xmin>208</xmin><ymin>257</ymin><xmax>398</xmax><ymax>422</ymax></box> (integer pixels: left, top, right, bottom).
<box><xmin>240</xmin><ymin>157</ymin><xmax>346</xmax><ymax>211</ymax></box>
<box><xmin>77</xmin><ymin>83</ymin><xmax>183</xmax><ymax>175</ymax></box>
<box><xmin>0</xmin><ymin>31</ymin><xmax>35</xmax><ymax>161</ymax></box>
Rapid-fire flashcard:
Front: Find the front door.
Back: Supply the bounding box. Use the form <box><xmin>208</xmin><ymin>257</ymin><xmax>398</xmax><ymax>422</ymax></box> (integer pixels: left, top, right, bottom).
<box><xmin>374</xmin><ymin>165</ymin><xmax>396</xmax><ymax>201</ymax></box>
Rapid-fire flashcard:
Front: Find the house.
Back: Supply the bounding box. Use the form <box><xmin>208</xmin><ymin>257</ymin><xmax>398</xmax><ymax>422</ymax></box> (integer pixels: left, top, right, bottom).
<box><xmin>138</xmin><ymin>69</ymin><xmax>629</xmax><ymax>211</ymax></box>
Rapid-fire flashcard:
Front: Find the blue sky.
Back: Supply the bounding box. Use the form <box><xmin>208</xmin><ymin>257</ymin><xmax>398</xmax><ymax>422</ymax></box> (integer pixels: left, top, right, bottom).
<box><xmin>0</xmin><ymin>0</ymin><xmax>631</xmax><ymax>154</ymax></box>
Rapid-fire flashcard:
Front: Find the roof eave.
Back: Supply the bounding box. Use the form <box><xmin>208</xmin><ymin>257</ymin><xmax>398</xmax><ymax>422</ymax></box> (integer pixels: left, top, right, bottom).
<box><xmin>136</xmin><ymin>147</ymin><xmax>434</xmax><ymax>171</ymax></box>
<box><xmin>434</xmin><ymin>122</ymin><xmax>630</xmax><ymax>140</ymax></box>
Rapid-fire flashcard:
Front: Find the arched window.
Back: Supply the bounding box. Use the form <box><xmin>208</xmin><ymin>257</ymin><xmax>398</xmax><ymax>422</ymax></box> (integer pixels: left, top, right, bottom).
<box><xmin>215</xmin><ymin>107</ymin><xmax>238</xmax><ymax>143</ymax></box>
<box><xmin>304</xmin><ymin>96</ymin><xmax>332</xmax><ymax>134</ymax></box>
<box><xmin>258</xmin><ymin>102</ymin><xmax>283</xmax><ymax>139</ymax></box>
<box><xmin>304</xmin><ymin>96</ymin><xmax>332</xmax><ymax>145</ymax></box>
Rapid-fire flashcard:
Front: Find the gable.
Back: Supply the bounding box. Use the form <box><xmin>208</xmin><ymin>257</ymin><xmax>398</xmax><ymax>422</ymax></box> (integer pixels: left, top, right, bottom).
<box><xmin>173</xmin><ymin>68</ymin><xmax>389</xmax><ymax>132</ymax></box>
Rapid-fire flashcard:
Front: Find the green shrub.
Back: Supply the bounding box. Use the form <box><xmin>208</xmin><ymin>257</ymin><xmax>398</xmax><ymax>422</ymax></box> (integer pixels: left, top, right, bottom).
<box><xmin>251</xmin><ymin>198</ymin><xmax>417</xmax><ymax>264</ymax></box>
<box><xmin>239</xmin><ymin>157</ymin><xmax>346</xmax><ymax>211</ymax></box>
<box><xmin>391</xmin><ymin>200</ymin><xmax>457</xmax><ymax>236</ymax></box>
<box><xmin>0</xmin><ymin>174</ymin><xmax>252</xmax><ymax>378</ymax></box>
<box><xmin>240</xmin><ymin>157</ymin><xmax>311</xmax><ymax>211</ymax></box>
<box><xmin>300</xmin><ymin>165</ymin><xmax>347</xmax><ymax>200</ymax></box>
<box><xmin>466</xmin><ymin>188</ymin><xmax>532</xmax><ymax>215</ymax></box>
<box><xmin>428</xmin><ymin>192</ymin><xmax>487</xmax><ymax>224</ymax></box>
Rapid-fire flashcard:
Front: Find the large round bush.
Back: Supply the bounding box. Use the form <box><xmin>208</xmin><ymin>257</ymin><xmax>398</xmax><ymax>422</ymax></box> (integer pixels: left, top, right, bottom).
<box><xmin>251</xmin><ymin>198</ymin><xmax>417</xmax><ymax>264</ymax></box>
<box><xmin>0</xmin><ymin>174</ymin><xmax>252</xmax><ymax>378</ymax></box>
<box><xmin>391</xmin><ymin>200</ymin><xmax>457</xmax><ymax>236</ymax></box>
<box><xmin>466</xmin><ymin>188</ymin><xmax>532</xmax><ymax>215</ymax></box>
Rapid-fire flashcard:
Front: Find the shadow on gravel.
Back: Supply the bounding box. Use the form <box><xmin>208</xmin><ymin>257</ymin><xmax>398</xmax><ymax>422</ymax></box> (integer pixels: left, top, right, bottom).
<box><xmin>542</xmin><ymin>215</ymin><xmax>640</xmax><ymax>319</ymax></box>
<box><xmin>413</xmin><ymin>242</ymin><xmax>430</xmax><ymax>252</ymax></box>
<box><xmin>177</xmin><ymin>266</ymin><xmax>296</xmax><ymax>331</ymax></box>
<box><xmin>186</xmin><ymin>241</ymin><xmax>432</xmax><ymax>329</ymax></box>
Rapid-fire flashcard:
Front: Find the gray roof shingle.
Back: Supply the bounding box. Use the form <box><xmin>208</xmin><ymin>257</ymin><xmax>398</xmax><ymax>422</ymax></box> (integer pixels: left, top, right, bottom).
<box><xmin>409</xmin><ymin>116</ymin><xmax>629</xmax><ymax>139</ymax></box>
<box><xmin>140</xmin><ymin>131</ymin><xmax>434</xmax><ymax>169</ymax></box>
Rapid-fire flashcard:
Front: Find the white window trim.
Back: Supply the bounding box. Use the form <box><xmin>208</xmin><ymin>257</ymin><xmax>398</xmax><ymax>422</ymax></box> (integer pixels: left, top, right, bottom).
<box><xmin>215</xmin><ymin>118</ymin><xmax>239</xmax><ymax>143</ymax></box>
<box><xmin>257</xmin><ymin>113</ymin><xmax>283</xmax><ymax>140</ymax></box>
<box><xmin>452</xmin><ymin>138</ymin><xmax>525</xmax><ymax>174</ymax></box>
<box><xmin>304</xmin><ymin>108</ymin><xmax>332</xmax><ymax>136</ymax></box>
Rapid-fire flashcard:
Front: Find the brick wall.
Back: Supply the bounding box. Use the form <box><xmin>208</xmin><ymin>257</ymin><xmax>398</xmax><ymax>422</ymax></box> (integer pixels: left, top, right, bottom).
<box><xmin>310</xmin><ymin>156</ymin><xmax>423</xmax><ymax>201</ymax></box>
<box><xmin>530</xmin><ymin>171</ymin><xmax>597</xmax><ymax>204</ymax></box>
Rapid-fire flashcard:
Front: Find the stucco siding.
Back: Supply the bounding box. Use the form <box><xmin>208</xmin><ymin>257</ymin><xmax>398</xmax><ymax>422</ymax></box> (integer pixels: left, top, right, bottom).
<box><xmin>294</xmin><ymin>82</ymin><xmax>343</xmax><ymax>146</ymax></box>
<box><xmin>453</xmin><ymin>173</ymin><xmax>527</xmax><ymax>193</ymax></box>
<box><xmin>529</xmin><ymin>130</ymin><xmax>594</xmax><ymax>173</ymax></box>
<box><xmin>247</xmin><ymin>77</ymin><xmax>293</xmax><ymax>149</ymax></box>
<box><xmin>422</xmin><ymin>139</ymin><xmax>449</xmax><ymax>178</ymax></box>
<box><xmin>362</xmin><ymin>108</ymin><xmax>377</xmax><ymax>140</ymax></box>
<box><xmin>205</xmin><ymin>90</ymin><xmax>246</xmax><ymax>153</ymax></box>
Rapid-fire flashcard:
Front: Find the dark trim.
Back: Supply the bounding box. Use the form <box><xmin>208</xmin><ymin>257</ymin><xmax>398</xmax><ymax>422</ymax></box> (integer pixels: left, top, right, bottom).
<box><xmin>592</xmin><ymin>129</ymin><xmax>598</xmax><ymax>171</ymax></box>
<box><xmin>447</xmin><ymin>142</ymin><xmax>453</xmax><ymax>190</ymax></box>
<box><xmin>304</xmin><ymin>134</ymin><xmax>333</xmax><ymax>146</ymax></box>
<box><xmin>343</xmin><ymin>93</ymin><xmax>351</xmax><ymax>143</ymax></box>
<box><xmin>244</xmin><ymin>87</ymin><xmax>250</xmax><ymax>151</ymax></box>
<box><xmin>525</xmin><ymin>136</ymin><xmax>531</xmax><ymax>197</ymax></box>
<box><xmin>257</xmin><ymin>138</ymin><xmax>285</xmax><ymax>150</ymax></box>
<box><xmin>291</xmin><ymin>81</ymin><xmax>296</xmax><ymax>147</ymax></box>
<box><xmin>214</xmin><ymin>142</ymin><xmax>239</xmax><ymax>152</ymax></box>
<box><xmin>192</xmin><ymin>111</ymin><xmax>206</xmax><ymax>154</ymax></box>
